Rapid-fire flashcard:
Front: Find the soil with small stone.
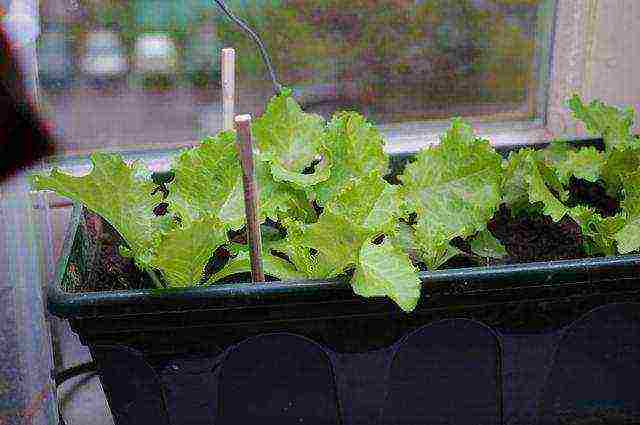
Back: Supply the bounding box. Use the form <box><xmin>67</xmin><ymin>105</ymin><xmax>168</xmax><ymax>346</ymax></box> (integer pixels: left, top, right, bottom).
<box><xmin>76</xmin><ymin>178</ymin><xmax>621</xmax><ymax>293</ymax></box>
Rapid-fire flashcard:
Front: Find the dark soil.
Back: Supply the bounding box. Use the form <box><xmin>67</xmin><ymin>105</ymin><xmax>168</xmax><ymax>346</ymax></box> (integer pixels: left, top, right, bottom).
<box><xmin>488</xmin><ymin>205</ymin><xmax>585</xmax><ymax>264</ymax></box>
<box><xmin>77</xmin><ymin>178</ymin><xmax>621</xmax><ymax>292</ymax></box>
<box><xmin>79</xmin><ymin>210</ymin><xmax>151</xmax><ymax>292</ymax></box>
<box><xmin>567</xmin><ymin>177</ymin><xmax>620</xmax><ymax>217</ymax></box>
<box><xmin>441</xmin><ymin>178</ymin><xmax>620</xmax><ymax>270</ymax></box>
<box><xmin>79</xmin><ymin>211</ymin><xmax>281</xmax><ymax>292</ymax></box>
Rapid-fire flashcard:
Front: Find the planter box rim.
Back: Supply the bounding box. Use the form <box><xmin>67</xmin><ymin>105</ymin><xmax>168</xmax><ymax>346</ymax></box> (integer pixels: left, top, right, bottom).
<box><xmin>48</xmin><ymin>203</ymin><xmax>640</xmax><ymax>319</ymax></box>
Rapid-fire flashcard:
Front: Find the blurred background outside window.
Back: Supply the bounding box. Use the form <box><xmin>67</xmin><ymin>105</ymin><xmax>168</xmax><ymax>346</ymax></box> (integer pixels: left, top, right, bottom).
<box><xmin>36</xmin><ymin>0</ymin><xmax>555</xmax><ymax>154</ymax></box>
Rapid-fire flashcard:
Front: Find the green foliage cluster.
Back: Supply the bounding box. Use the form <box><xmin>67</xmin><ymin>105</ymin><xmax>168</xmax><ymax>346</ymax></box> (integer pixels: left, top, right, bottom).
<box><xmin>31</xmin><ymin>92</ymin><xmax>639</xmax><ymax>312</ymax></box>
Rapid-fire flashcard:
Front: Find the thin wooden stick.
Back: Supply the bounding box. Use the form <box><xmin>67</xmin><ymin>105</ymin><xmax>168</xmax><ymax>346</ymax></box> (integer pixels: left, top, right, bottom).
<box><xmin>221</xmin><ymin>48</ymin><xmax>235</xmax><ymax>132</ymax></box>
<box><xmin>234</xmin><ymin>114</ymin><xmax>265</xmax><ymax>282</ymax></box>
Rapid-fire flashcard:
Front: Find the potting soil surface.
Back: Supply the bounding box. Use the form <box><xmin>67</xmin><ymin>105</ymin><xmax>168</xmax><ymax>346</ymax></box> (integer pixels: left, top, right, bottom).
<box><xmin>74</xmin><ymin>177</ymin><xmax>620</xmax><ymax>293</ymax></box>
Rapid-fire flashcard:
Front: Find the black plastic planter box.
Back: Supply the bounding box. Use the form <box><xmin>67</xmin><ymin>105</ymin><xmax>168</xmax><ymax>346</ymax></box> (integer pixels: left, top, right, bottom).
<box><xmin>48</xmin><ymin>150</ymin><xmax>640</xmax><ymax>425</ymax></box>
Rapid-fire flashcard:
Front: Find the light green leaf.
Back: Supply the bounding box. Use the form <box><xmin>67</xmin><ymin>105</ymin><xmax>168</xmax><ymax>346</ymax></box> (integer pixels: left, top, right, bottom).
<box><xmin>282</xmin><ymin>170</ymin><xmax>405</xmax><ymax>280</ymax></box>
<box><xmin>616</xmin><ymin>221</ymin><xmax>640</xmax><ymax>254</ymax></box>
<box><xmin>30</xmin><ymin>153</ymin><xmax>166</xmax><ymax>263</ymax></box>
<box><xmin>390</xmin><ymin>222</ymin><xmax>419</xmax><ymax>261</ymax></box>
<box><xmin>252</xmin><ymin>89</ymin><xmax>327</xmax><ymax>185</ymax></box>
<box><xmin>538</xmin><ymin>141</ymin><xmax>604</xmax><ymax>185</ymax></box>
<box><xmin>538</xmin><ymin>158</ymin><xmax>569</xmax><ymax>202</ymax></box>
<box><xmin>149</xmin><ymin>216</ymin><xmax>227</xmax><ymax>287</ymax></box>
<box><xmin>399</xmin><ymin>118</ymin><xmax>502</xmax><ymax>268</ymax></box>
<box><xmin>169</xmin><ymin>131</ymin><xmax>313</xmax><ymax>230</ymax></box>
<box><xmin>569</xmin><ymin>206</ymin><xmax>624</xmax><ymax>256</ymax></box>
<box><xmin>568</xmin><ymin>94</ymin><xmax>636</xmax><ymax>151</ymax></box>
<box><xmin>168</xmin><ymin>131</ymin><xmax>241</xmax><ymax>223</ymax></box>
<box><xmin>592</xmin><ymin>214</ymin><xmax>626</xmax><ymax>256</ymax></box>
<box><xmin>503</xmin><ymin>149</ymin><xmax>569</xmax><ymax>221</ymax></box>
<box><xmin>270</xmin><ymin>159</ymin><xmax>331</xmax><ymax>188</ymax></box>
<box><xmin>312</xmin><ymin>111</ymin><xmax>388</xmax><ymax>205</ymax></box>
<box><xmin>554</xmin><ymin>147</ymin><xmax>604</xmax><ymax>185</ymax></box>
<box><xmin>301</xmin><ymin>212</ymin><xmax>374</xmax><ymax>277</ymax></box>
<box><xmin>324</xmin><ymin>171</ymin><xmax>402</xmax><ymax>233</ymax></box>
<box><xmin>364</xmin><ymin>185</ymin><xmax>403</xmax><ymax>231</ymax></box>
<box><xmin>217</xmin><ymin>160</ymin><xmax>315</xmax><ymax>230</ymax></box>
<box><xmin>615</xmin><ymin>172</ymin><xmax>640</xmax><ymax>253</ymax></box>
<box><xmin>276</xmin><ymin>218</ymin><xmax>338</xmax><ymax>279</ymax></box>
<box><xmin>528</xmin><ymin>158</ymin><xmax>569</xmax><ymax>221</ymax></box>
<box><xmin>601</xmin><ymin>148</ymin><xmax>640</xmax><ymax>197</ymax></box>
<box><xmin>537</xmin><ymin>141</ymin><xmax>573</xmax><ymax>167</ymax></box>
<box><xmin>469</xmin><ymin>229</ymin><xmax>507</xmax><ymax>259</ymax></box>
<box><xmin>502</xmin><ymin>150</ymin><xmax>533</xmax><ymax>212</ymax></box>
<box><xmin>566</xmin><ymin>96</ymin><xmax>640</xmax><ymax>197</ymax></box>
<box><xmin>352</xmin><ymin>239</ymin><xmax>421</xmax><ymax>312</ymax></box>
<box><xmin>383</xmin><ymin>219</ymin><xmax>460</xmax><ymax>271</ymax></box>
<box><xmin>413</xmin><ymin>218</ymin><xmax>465</xmax><ymax>270</ymax></box>
<box><xmin>210</xmin><ymin>250</ymin><xmax>305</xmax><ymax>283</ymax></box>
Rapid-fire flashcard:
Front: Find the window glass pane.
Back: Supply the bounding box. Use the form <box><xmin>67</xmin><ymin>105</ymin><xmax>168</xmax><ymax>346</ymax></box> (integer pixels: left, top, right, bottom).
<box><xmin>38</xmin><ymin>0</ymin><xmax>555</xmax><ymax>154</ymax></box>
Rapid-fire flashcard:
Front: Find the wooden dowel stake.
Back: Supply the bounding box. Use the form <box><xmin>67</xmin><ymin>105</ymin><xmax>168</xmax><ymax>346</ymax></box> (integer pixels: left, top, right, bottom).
<box><xmin>221</xmin><ymin>48</ymin><xmax>235</xmax><ymax>132</ymax></box>
<box><xmin>234</xmin><ymin>114</ymin><xmax>265</xmax><ymax>283</ymax></box>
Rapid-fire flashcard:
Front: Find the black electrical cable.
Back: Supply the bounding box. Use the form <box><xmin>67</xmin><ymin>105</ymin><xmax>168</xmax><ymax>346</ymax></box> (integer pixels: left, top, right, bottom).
<box><xmin>212</xmin><ymin>0</ymin><xmax>283</xmax><ymax>95</ymax></box>
<box><xmin>53</xmin><ymin>361</ymin><xmax>97</xmax><ymax>387</ymax></box>
<box><xmin>54</xmin><ymin>361</ymin><xmax>98</xmax><ymax>425</ymax></box>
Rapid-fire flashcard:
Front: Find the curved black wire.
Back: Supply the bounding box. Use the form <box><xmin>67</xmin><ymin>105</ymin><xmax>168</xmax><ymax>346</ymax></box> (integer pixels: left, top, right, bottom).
<box><xmin>54</xmin><ymin>361</ymin><xmax>97</xmax><ymax>387</ymax></box>
<box><xmin>55</xmin><ymin>361</ymin><xmax>98</xmax><ymax>425</ymax></box>
<box><xmin>212</xmin><ymin>0</ymin><xmax>283</xmax><ymax>95</ymax></box>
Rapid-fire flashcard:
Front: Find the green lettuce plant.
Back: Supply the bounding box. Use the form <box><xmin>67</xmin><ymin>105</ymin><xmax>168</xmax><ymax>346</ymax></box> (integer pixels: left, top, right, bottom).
<box><xmin>500</xmin><ymin>95</ymin><xmax>639</xmax><ymax>256</ymax></box>
<box><xmin>31</xmin><ymin>92</ymin><xmax>640</xmax><ymax>312</ymax></box>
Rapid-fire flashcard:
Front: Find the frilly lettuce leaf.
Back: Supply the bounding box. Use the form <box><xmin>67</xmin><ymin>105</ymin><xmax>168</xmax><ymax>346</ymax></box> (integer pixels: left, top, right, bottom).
<box><xmin>269</xmin><ymin>159</ymin><xmax>331</xmax><ymax>188</ymax></box>
<box><xmin>399</xmin><ymin>118</ymin><xmax>502</xmax><ymax>269</ymax></box>
<box><xmin>614</xmin><ymin>172</ymin><xmax>640</xmax><ymax>253</ymax></box>
<box><xmin>601</xmin><ymin>148</ymin><xmax>640</xmax><ymax>197</ymax></box>
<box><xmin>567</xmin><ymin>96</ymin><xmax>639</xmax><ymax>197</ymax></box>
<box><xmin>324</xmin><ymin>170</ymin><xmax>402</xmax><ymax>233</ymax></box>
<box><xmin>169</xmin><ymin>131</ymin><xmax>313</xmax><ymax>230</ymax></box>
<box><xmin>298</xmin><ymin>212</ymin><xmax>374</xmax><ymax>278</ymax></box>
<box><xmin>569</xmin><ymin>206</ymin><xmax>624</xmax><ymax>256</ymax></box>
<box><xmin>167</xmin><ymin>131</ymin><xmax>240</xmax><ymax>223</ymax></box>
<box><xmin>149</xmin><ymin>216</ymin><xmax>227</xmax><ymax>287</ymax></box>
<box><xmin>217</xmin><ymin>160</ymin><xmax>315</xmax><ymax>230</ymax></box>
<box><xmin>30</xmin><ymin>153</ymin><xmax>167</xmax><ymax>266</ymax></box>
<box><xmin>352</xmin><ymin>239</ymin><xmax>421</xmax><ymax>312</ymax></box>
<box><xmin>468</xmin><ymin>229</ymin><xmax>507</xmax><ymax>259</ymax></box>
<box><xmin>555</xmin><ymin>147</ymin><xmax>604</xmax><ymax>185</ymax></box>
<box><xmin>252</xmin><ymin>88</ymin><xmax>328</xmax><ymax>187</ymax></box>
<box><xmin>311</xmin><ymin>111</ymin><xmax>389</xmax><ymax>205</ymax></box>
<box><xmin>528</xmin><ymin>158</ymin><xmax>570</xmax><ymax>222</ymax></box>
<box><xmin>503</xmin><ymin>149</ymin><xmax>569</xmax><ymax>221</ymax></box>
<box><xmin>281</xmin><ymin>172</ymin><xmax>419</xmax><ymax>310</ymax></box>
<box><xmin>539</xmin><ymin>142</ymin><xmax>605</xmax><ymax>185</ymax></box>
<box><xmin>275</xmin><ymin>218</ymin><xmax>339</xmax><ymax>279</ymax></box>
<box><xmin>283</xmin><ymin>172</ymin><xmax>403</xmax><ymax>278</ymax></box>
<box><xmin>390</xmin><ymin>222</ymin><xmax>419</xmax><ymax>261</ymax></box>
<box><xmin>568</xmin><ymin>94</ymin><xmax>636</xmax><ymax>151</ymax></box>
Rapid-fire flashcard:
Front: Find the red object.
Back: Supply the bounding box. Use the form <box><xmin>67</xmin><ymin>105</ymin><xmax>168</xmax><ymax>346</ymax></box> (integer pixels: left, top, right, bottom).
<box><xmin>0</xmin><ymin>26</ymin><xmax>56</xmax><ymax>181</ymax></box>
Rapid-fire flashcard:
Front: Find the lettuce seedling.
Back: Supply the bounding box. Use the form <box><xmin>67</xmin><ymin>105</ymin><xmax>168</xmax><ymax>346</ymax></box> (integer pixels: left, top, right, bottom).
<box><xmin>31</xmin><ymin>91</ymin><xmax>640</xmax><ymax>311</ymax></box>
<box><xmin>31</xmin><ymin>90</ymin><xmax>421</xmax><ymax>311</ymax></box>
<box><xmin>30</xmin><ymin>154</ymin><xmax>172</xmax><ymax>270</ymax></box>
<box><xmin>399</xmin><ymin>118</ymin><xmax>504</xmax><ymax>270</ymax></box>
<box><xmin>502</xmin><ymin>94</ymin><xmax>639</xmax><ymax>256</ymax></box>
